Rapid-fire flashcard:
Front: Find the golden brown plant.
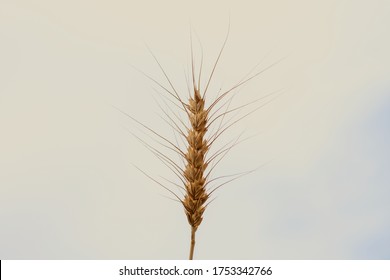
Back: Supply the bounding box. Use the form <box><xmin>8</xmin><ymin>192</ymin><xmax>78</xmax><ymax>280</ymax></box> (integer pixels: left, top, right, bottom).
<box><xmin>184</xmin><ymin>81</ymin><xmax>209</xmax><ymax>260</ymax></box>
<box><xmin>117</xmin><ymin>28</ymin><xmax>282</xmax><ymax>260</ymax></box>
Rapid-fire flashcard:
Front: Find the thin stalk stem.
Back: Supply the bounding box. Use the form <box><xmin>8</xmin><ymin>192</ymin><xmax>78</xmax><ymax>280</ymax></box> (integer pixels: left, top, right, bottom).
<box><xmin>189</xmin><ymin>226</ymin><xmax>197</xmax><ymax>260</ymax></box>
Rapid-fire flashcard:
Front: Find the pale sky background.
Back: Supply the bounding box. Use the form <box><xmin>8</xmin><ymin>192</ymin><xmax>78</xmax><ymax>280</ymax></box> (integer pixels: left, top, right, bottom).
<box><xmin>1</xmin><ymin>0</ymin><xmax>389</xmax><ymax>259</ymax></box>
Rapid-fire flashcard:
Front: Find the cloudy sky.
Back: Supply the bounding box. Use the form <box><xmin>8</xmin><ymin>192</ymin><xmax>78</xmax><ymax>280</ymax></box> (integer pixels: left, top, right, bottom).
<box><xmin>1</xmin><ymin>0</ymin><xmax>389</xmax><ymax>259</ymax></box>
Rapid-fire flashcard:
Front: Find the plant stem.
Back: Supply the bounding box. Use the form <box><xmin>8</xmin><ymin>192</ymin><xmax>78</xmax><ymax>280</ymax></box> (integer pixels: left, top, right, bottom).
<box><xmin>189</xmin><ymin>226</ymin><xmax>196</xmax><ymax>260</ymax></box>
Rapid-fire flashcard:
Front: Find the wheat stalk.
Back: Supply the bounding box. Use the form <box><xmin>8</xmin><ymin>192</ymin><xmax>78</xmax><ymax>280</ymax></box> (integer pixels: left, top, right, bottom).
<box><xmin>117</xmin><ymin>27</ymin><xmax>282</xmax><ymax>260</ymax></box>
<box><xmin>184</xmin><ymin>85</ymin><xmax>209</xmax><ymax>260</ymax></box>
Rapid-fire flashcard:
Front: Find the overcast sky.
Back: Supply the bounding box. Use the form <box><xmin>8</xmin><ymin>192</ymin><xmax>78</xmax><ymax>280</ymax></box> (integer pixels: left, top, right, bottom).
<box><xmin>1</xmin><ymin>0</ymin><xmax>389</xmax><ymax>259</ymax></box>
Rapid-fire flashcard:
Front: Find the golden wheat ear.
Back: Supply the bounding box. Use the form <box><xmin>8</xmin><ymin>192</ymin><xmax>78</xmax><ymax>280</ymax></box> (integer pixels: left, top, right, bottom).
<box><xmin>117</xmin><ymin>26</ymin><xmax>282</xmax><ymax>259</ymax></box>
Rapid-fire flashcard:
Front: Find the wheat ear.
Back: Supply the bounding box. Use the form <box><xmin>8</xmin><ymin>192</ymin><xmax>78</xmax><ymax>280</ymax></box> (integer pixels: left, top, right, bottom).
<box><xmin>184</xmin><ymin>86</ymin><xmax>209</xmax><ymax>260</ymax></box>
<box><xmin>117</xmin><ymin>27</ymin><xmax>283</xmax><ymax>260</ymax></box>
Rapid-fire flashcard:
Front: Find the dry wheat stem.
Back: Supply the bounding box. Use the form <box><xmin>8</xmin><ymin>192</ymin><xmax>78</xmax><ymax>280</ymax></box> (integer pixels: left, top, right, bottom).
<box><xmin>117</xmin><ymin>27</ymin><xmax>283</xmax><ymax>260</ymax></box>
<box><xmin>183</xmin><ymin>83</ymin><xmax>209</xmax><ymax>260</ymax></box>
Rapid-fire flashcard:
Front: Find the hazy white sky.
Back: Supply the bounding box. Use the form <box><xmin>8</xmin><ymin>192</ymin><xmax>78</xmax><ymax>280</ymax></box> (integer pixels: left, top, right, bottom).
<box><xmin>1</xmin><ymin>0</ymin><xmax>389</xmax><ymax>259</ymax></box>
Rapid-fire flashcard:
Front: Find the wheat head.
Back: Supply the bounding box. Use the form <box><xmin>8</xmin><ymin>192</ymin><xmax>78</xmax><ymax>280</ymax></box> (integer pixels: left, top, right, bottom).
<box><xmin>117</xmin><ymin>28</ymin><xmax>282</xmax><ymax>260</ymax></box>
<box><xmin>183</xmin><ymin>87</ymin><xmax>209</xmax><ymax>260</ymax></box>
